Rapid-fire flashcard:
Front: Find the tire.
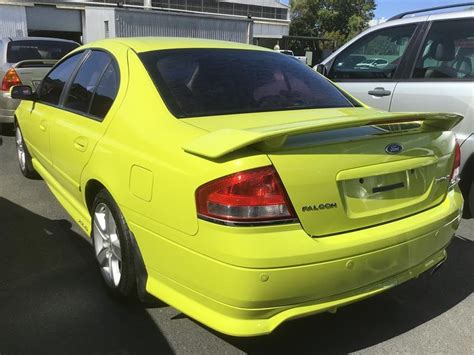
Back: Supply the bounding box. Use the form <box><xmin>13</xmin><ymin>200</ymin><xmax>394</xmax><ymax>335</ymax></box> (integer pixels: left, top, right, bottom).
<box><xmin>15</xmin><ymin>123</ymin><xmax>39</xmax><ymax>179</ymax></box>
<box><xmin>469</xmin><ymin>180</ymin><xmax>474</xmax><ymax>219</ymax></box>
<box><xmin>91</xmin><ymin>189</ymin><xmax>137</xmax><ymax>299</ymax></box>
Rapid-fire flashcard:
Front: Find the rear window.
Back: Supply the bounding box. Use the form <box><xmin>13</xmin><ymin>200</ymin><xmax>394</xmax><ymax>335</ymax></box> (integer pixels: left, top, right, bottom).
<box><xmin>7</xmin><ymin>40</ymin><xmax>79</xmax><ymax>64</ymax></box>
<box><xmin>139</xmin><ymin>49</ymin><xmax>356</xmax><ymax>118</ymax></box>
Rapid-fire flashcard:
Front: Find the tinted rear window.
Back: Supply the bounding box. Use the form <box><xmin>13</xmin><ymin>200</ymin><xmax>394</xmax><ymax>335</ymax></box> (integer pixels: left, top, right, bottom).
<box><xmin>139</xmin><ymin>49</ymin><xmax>356</xmax><ymax>118</ymax></box>
<box><xmin>89</xmin><ymin>62</ymin><xmax>119</xmax><ymax>119</ymax></box>
<box><xmin>7</xmin><ymin>40</ymin><xmax>79</xmax><ymax>63</ymax></box>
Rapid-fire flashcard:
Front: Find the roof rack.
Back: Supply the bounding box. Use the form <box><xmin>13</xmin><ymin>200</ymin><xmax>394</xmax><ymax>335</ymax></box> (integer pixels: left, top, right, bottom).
<box><xmin>388</xmin><ymin>2</ymin><xmax>474</xmax><ymax>21</ymax></box>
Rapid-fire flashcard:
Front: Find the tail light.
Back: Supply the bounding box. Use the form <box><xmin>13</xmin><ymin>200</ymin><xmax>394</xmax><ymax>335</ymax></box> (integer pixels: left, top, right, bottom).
<box><xmin>1</xmin><ymin>68</ymin><xmax>22</xmax><ymax>92</ymax></box>
<box><xmin>449</xmin><ymin>142</ymin><xmax>461</xmax><ymax>186</ymax></box>
<box><xmin>196</xmin><ymin>166</ymin><xmax>297</xmax><ymax>225</ymax></box>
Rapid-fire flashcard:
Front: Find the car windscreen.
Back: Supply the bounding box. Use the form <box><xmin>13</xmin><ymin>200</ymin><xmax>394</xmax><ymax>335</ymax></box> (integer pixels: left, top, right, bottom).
<box><xmin>139</xmin><ymin>49</ymin><xmax>357</xmax><ymax>118</ymax></box>
<box><xmin>7</xmin><ymin>40</ymin><xmax>79</xmax><ymax>64</ymax></box>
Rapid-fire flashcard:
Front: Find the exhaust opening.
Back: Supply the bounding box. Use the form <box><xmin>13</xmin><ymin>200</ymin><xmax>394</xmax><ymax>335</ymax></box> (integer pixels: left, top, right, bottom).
<box><xmin>430</xmin><ymin>259</ymin><xmax>446</xmax><ymax>275</ymax></box>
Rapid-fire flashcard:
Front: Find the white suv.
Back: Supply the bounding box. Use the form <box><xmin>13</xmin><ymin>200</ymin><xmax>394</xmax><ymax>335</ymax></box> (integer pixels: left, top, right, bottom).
<box><xmin>316</xmin><ymin>5</ymin><xmax>474</xmax><ymax>217</ymax></box>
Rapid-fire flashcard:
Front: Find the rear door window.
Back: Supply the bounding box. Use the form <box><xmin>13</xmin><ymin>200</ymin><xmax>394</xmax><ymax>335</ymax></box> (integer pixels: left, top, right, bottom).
<box><xmin>412</xmin><ymin>18</ymin><xmax>474</xmax><ymax>80</ymax></box>
<box><xmin>7</xmin><ymin>40</ymin><xmax>79</xmax><ymax>63</ymax></box>
<box><xmin>64</xmin><ymin>51</ymin><xmax>112</xmax><ymax>116</ymax></box>
<box><xmin>139</xmin><ymin>49</ymin><xmax>356</xmax><ymax>118</ymax></box>
<box><xmin>89</xmin><ymin>63</ymin><xmax>119</xmax><ymax>120</ymax></box>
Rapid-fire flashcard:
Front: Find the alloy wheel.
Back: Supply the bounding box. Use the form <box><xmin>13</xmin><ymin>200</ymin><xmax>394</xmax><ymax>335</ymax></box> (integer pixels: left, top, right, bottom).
<box><xmin>15</xmin><ymin>126</ymin><xmax>26</xmax><ymax>172</ymax></box>
<box><xmin>93</xmin><ymin>203</ymin><xmax>122</xmax><ymax>287</ymax></box>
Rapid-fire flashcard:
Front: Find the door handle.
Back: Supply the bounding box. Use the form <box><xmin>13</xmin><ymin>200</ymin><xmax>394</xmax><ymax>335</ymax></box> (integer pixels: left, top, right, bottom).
<box><xmin>74</xmin><ymin>137</ymin><xmax>88</xmax><ymax>152</ymax></box>
<box><xmin>368</xmin><ymin>87</ymin><xmax>392</xmax><ymax>97</ymax></box>
<box><xmin>39</xmin><ymin>120</ymin><xmax>47</xmax><ymax>131</ymax></box>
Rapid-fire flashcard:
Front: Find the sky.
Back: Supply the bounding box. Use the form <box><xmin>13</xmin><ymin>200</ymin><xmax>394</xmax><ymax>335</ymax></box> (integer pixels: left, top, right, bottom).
<box><xmin>280</xmin><ymin>0</ymin><xmax>466</xmax><ymax>19</ymax></box>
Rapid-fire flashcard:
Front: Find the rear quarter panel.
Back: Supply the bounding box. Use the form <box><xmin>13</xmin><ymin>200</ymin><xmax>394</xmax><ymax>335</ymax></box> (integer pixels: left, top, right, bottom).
<box><xmin>81</xmin><ymin>48</ymin><xmax>271</xmax><ymax>240</ymax></box>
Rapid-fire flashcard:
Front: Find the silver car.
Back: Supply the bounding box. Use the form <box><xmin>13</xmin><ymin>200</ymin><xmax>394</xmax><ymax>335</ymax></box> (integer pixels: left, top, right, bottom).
<box><xmin>315</xmin><ymin>5</ymin><xmax>474</xmax><ymax>217</ymax></box>
<box><xmin>0</xmin><ymin>37</ymin><xmax>79</xmax><ymax>124</ymax></box>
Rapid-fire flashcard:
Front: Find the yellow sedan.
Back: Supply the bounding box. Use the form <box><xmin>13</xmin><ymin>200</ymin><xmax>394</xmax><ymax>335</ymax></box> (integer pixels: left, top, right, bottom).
<box><xmin>12</xmin><ymin>38</ymin><xmax>463</xmax><ymax>336</ymax></box>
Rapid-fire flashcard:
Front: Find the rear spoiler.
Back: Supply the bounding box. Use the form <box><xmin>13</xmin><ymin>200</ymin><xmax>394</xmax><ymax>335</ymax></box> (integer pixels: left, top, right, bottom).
<box><xmin>183</xmin><ymin>112</ymin><xmax>463</xmax><ymax>159</ymax></box>
<box><xmin>13</xmin><ymin>59</ymin><xmax>57</xmax><ymax>68</ymax></box>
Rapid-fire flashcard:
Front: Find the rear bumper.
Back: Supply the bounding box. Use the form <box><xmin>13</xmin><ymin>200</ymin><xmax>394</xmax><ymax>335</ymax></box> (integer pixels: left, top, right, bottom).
<box><xmin>132</xmin><ymin>188</ymin><xmax>463</xmax><ymax>337</ymax></box>
<box><xmin>0</xmin><ymin>91</ymin><xmax>19</xmax><ymax>123</ymax></box>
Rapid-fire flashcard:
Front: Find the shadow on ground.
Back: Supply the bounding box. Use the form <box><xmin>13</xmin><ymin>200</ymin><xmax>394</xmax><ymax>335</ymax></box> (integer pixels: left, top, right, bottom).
<box><xmin>218</xmin><ymin>235</ymin><xmax>473</xmax><ymax>354</ymax></box>
<box><xmin>0</xmin><ymin>123</ymin><xmax>15</xmax><ymax>137</ymax></box>
<box><xmin>0</xmin><ymin>190</ymin><xmax>472</xmax><ymax>354</ymax></box>
<box><xmin>0</xmin><ymin>197</ymin><xmax>173</xmax><ymax>355</ymax></box>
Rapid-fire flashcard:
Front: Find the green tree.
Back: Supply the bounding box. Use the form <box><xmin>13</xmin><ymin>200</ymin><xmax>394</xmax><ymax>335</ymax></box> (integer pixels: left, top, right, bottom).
<box><xmin>290</xmin><ymin>0</ymin><xmax>376</xmax><ymax>47</ymax></box>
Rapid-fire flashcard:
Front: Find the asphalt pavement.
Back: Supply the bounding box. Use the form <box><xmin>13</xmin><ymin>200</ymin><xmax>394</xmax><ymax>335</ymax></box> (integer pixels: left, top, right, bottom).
<box><xmin>0</xmin><ymin>132</ymin><xmax>472</xmax><ymax>355</ymax></box>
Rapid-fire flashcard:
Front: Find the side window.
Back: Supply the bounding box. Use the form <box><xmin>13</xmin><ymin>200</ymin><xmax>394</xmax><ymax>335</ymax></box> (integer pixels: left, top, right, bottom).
<box><xmin>412</xmin><ymin>18</ymin><xmax>474</xmax><ymax>80</ymax></box>
<box><xmin>89</xmin><ymin>63</ymin><xmax>119</xmax><ymax>119</ymax></box>
<box><xmin>37</xmin><ymin>52</ymin><xmax>83</xmax><ymax>105</ymax></box>
<box><xmin>328</xmin><ymin>24</ymin><xmax>417</xmax><ymax>81</ymax></box>
<box><xmin>64</xmin><ymin>51</ymin><xmax>112</xmax><ymax>115</ymax></box>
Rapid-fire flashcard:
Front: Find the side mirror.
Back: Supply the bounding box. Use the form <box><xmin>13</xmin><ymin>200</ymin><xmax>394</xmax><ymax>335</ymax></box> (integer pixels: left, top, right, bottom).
<box><xmin>10</xmin><ymin>85</ymin><xmax>36</xmax><ymax>101</ymax></box>
<box><xmin>315</xmin><ymin>64</ymin><xmax>328</xmax><ymax>76</ymax></box>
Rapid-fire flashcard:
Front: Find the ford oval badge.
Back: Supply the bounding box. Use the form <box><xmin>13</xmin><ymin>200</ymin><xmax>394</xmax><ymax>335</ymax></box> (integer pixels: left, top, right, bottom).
<box><xmin>385</xmin><ymin>143</ymin><xmax>403</xmax><ymax>154</ymax></box>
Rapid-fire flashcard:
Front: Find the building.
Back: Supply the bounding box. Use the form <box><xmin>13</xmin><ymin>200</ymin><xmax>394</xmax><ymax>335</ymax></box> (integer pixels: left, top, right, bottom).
<box><xmin>0</xmin><ymin>0</ymin><xmax>289</xmax><ymax>47</ymax></box>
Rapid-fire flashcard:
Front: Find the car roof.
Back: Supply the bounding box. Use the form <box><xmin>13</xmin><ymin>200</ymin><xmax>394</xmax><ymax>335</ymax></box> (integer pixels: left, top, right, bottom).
<box><xmin>367</xmin><ymin>15</ymin><xmax>429</xmax><ymax>33</ymax></box>
<box><xmin>426</xmin><ymin>9</ymin><xmax>474</xmax><ymax>21</ymax></box>
<box><xmin>92</xmin><ymin>37</ymin><xmax>271</xmax><ymax>53</ymax></box>
<box><xmin>368</xmin><ymin>9</ymin><xmax>472</xmax><ymax>33</ymax></box>
<box><xmin>2</xmin><ymin>36</ymin><xmax>79</xmax><ymax>44</ymax></box>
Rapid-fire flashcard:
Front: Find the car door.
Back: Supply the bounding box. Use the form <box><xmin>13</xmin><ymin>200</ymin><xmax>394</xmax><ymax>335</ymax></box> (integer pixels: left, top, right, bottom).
<box><xmin>326</xmin><ymin>23</ymin><xmax>420</xmax><ymax>110</ymax></box>
<box><xmin>21</xmin><ymin>52</ymin><xmax>84</xmax><ymax>170</ymax></box>
<box><xmin>390</xmin><ymin>17</ymin><xmax>474</xmax><ymax>151</ymax></box>
<box><xmin>49</xmin><ymin>49</ymin><xmax>120</xmax><ymax>202</ymax></box>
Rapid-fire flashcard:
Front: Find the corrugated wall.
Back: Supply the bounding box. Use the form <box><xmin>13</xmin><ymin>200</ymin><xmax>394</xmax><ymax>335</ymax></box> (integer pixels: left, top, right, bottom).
<box><xmin>0</xmin><ymin>5</ymin><xmax>28</xmax><ymax>37</ymax></box>
<box><xmin>115</xmin><ymin>9</ymin><xmax>252</xmax><ymax>43</ymax></box>
<box><xmin>253</xmin><ymin>20</ymin><xmax>289</xmax><ymax>38</ymax></box>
